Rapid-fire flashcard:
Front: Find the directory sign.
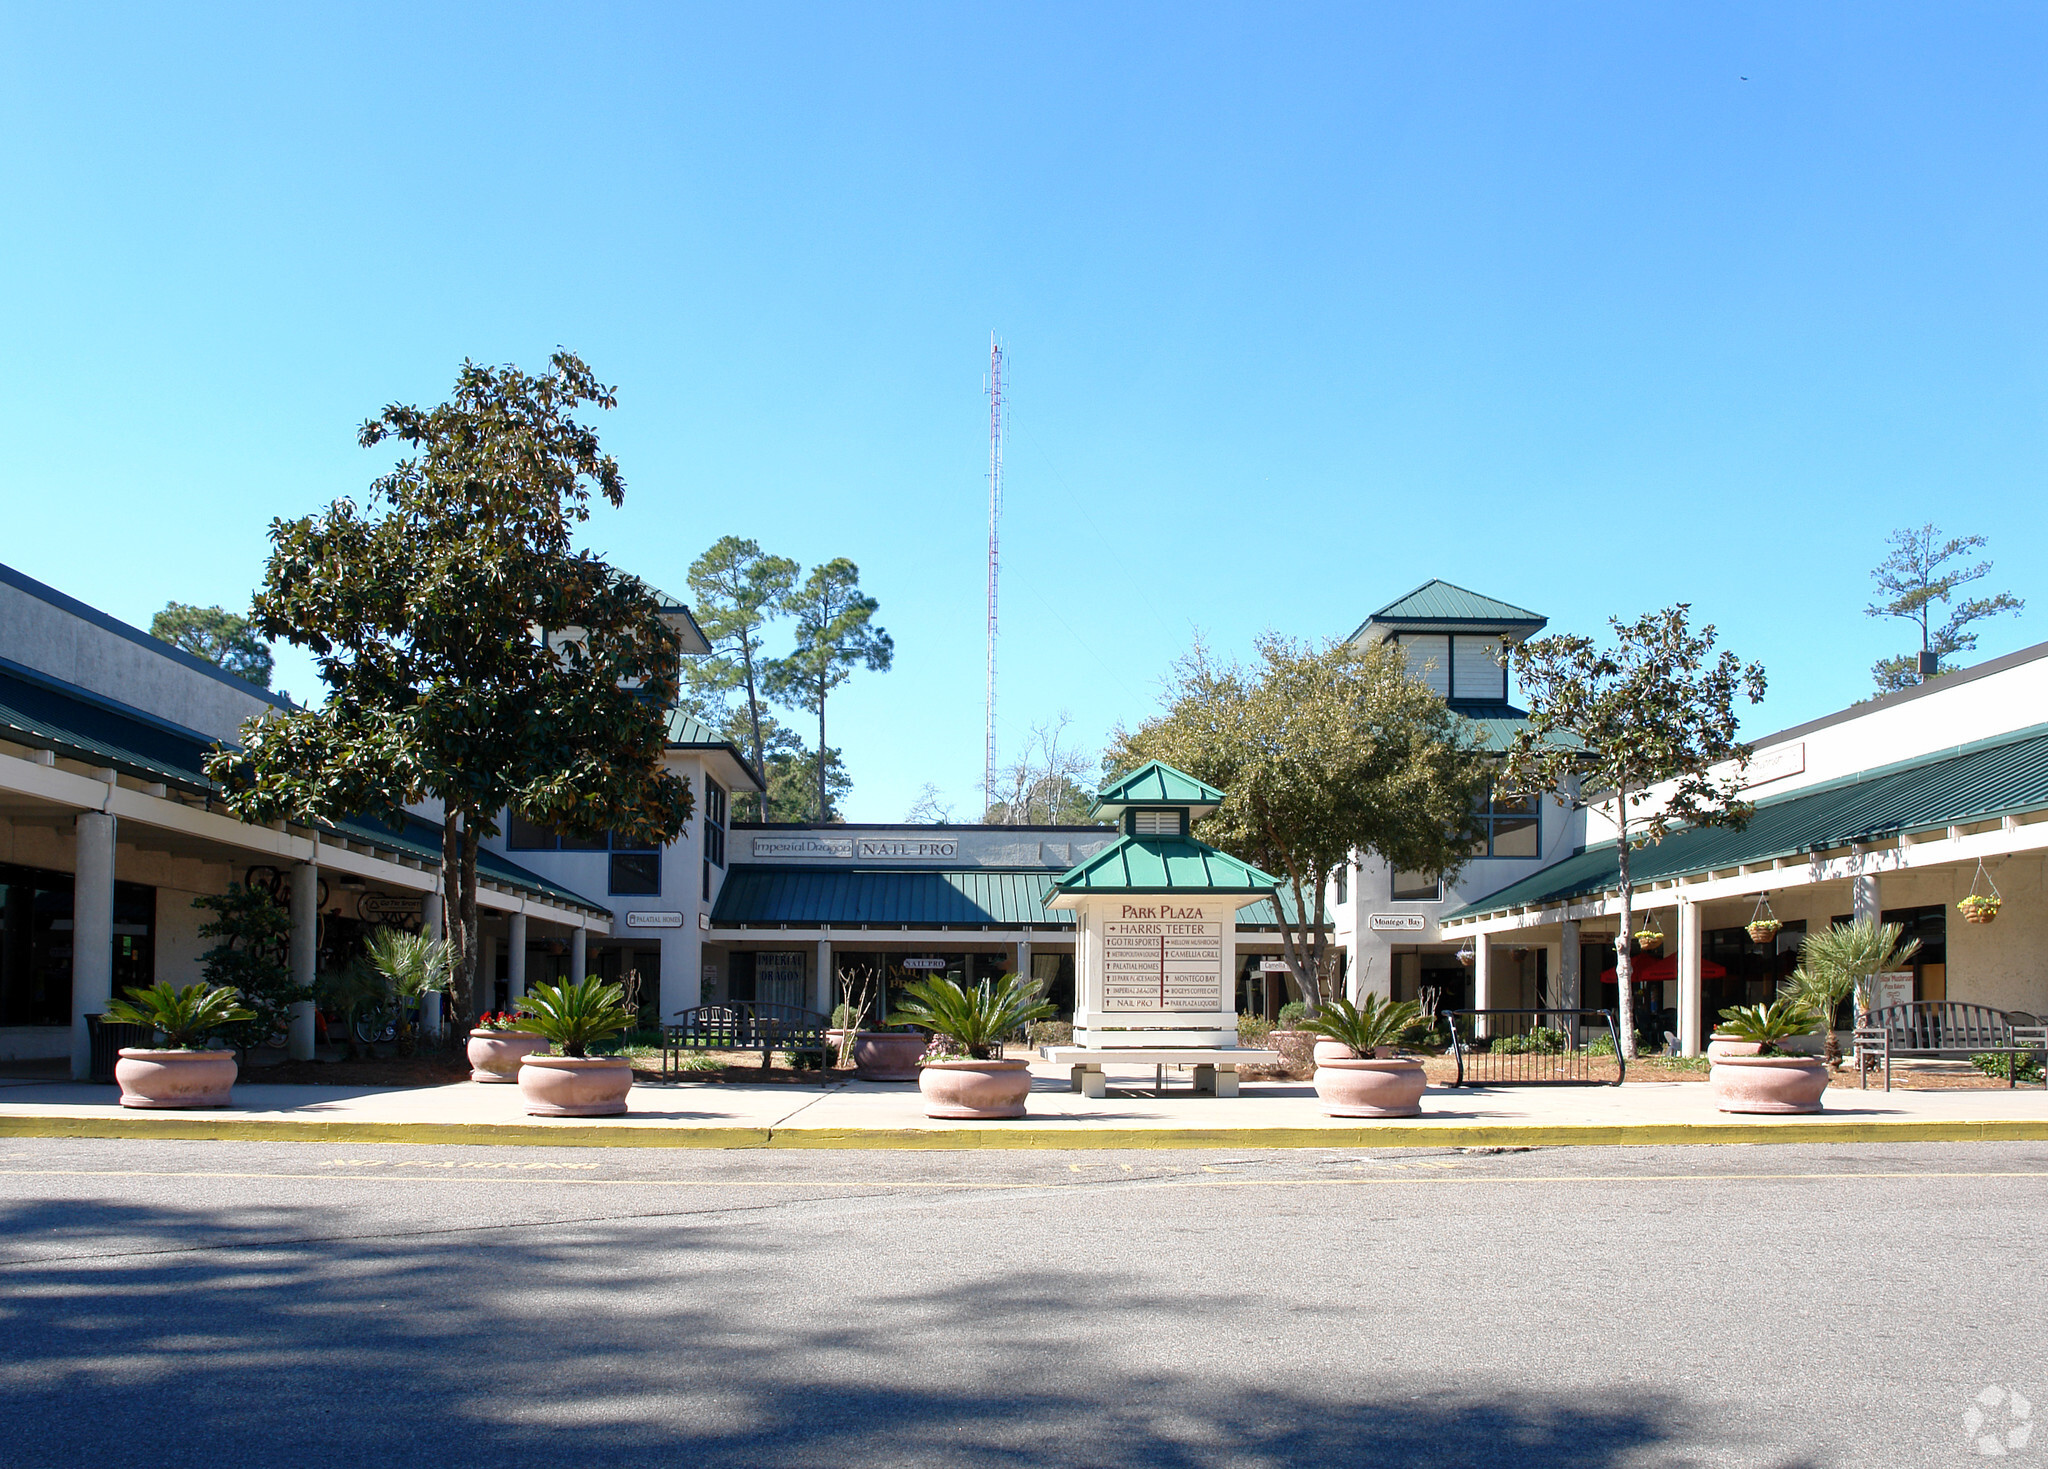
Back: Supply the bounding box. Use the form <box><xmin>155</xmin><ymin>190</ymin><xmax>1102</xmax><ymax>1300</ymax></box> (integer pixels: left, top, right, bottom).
<box><xmin>1101</xmin><ymin>918</ymin><xmax>1226</xmax><ymax>1012</ymax></box>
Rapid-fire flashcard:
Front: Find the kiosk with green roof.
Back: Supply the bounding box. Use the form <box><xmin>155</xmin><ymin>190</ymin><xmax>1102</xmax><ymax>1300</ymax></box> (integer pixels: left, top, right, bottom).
<box><xmin>1044</xmin><ymin>761</ymin><xmax>1283</xmax><ymax>1098</ymax></box>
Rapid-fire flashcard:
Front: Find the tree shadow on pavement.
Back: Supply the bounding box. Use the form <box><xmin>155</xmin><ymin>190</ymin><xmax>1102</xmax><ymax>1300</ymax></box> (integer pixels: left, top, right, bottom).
<box><xmin>0</xmin><ymin>1195</ymin><xmax>1808</xmax><ymax>1469</ymax></box>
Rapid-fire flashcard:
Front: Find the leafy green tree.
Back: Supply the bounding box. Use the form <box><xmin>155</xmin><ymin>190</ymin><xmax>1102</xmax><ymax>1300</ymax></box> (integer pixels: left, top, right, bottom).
<box><xmin>151</xmin><ymin>602</ymin><xmax>275</xmax><ymax>689</ymax></box>
<box><xmin>1111</xmin><ymin>635</ymin><xmax>1492</xmax><ymax>1013</ymax></box>
<box><xmin>1867</xmin><ymin>524</ymin><xmax>2024</xmax><ymax>693</ymax></box>
<box><xmin>686</xmin><ymin>536</ymin><xmax>798</xmax><ymax>818</ymax></box>
<box><xmin>207</xmin><ymin>353</ymin><xmax>693</xmax><ymax>1019</ymax></box>
<box><xmin>192</xmin><ymin>884</ymin><xmax>296</xmax><ymax>1049</ymax></box>
<box><xmin>1499</xmin><ymin>606</ymin><xmax>1766</xmax><ymax>1059</ymax></box>
<box><xmin>763</xmin><ymin>730</ymin><xmax>850</xmax><ymax>822</ymax></box>
<box><xmin>765</xmin><ymin>559</ymin><xmax>892</xmax><ymax>821</ymax></box>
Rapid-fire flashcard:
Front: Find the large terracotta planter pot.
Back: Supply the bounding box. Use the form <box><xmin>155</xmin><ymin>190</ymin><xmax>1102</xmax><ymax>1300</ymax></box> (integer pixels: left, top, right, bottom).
<box><xmin>468</xmin><ymin>1030</ymin><xmax>549</xmax><ymax>1083</ymax></box>
<box><xmin>114</xmin><ymin>1048</ymin><xmax>238</xmax><ymax>1108</ymax></box>
<box><xmin>1706</xmin><ymin>1033</ymin><xmax>1762</xmax><ymax>1060</ymax></box>
<box><xmin>918</xmin><ymin>1058</ymin><xmax>1032</xmax><ymax>1119</ymax></box>
<box><xmin>1312</xmin><ymin>1041</ymin><xmax>1395</xmax><ymax>1064</ymax></box>
<box><xmin>854</xmin><ymin>1031</ymin><xmax>928</xmax><ymax>1081</ymax></box>
<box><xmin>1313</xmin><ymin>1057</ymin><xmax>1426</xmax><ymax>1118</ymax></box>
<box><xmin>1711</xmin><ymin>1055</ymin><xmax>1829</xmax><ymax>1114</ymax></box>
<box><xmin>518</xmin><ymin>1054</ymin><xmax>633</xmax><ymax>1117</ymax></box>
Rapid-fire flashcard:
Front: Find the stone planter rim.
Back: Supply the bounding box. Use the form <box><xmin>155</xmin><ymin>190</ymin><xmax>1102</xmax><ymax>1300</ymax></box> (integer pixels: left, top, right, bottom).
<box><xmin>520</xmin><ymin>1053</ymin><xmax>631</xmax><ymax>1068</ymax></box>
<box><xmin>918</xmin><ymin>1057</ymin><xmax>1028</xmax><ymax>1071</ymax></box>
<box><xmin>1709</xmin><ymin>1054</ymin><xmax>1827</xmax><ymax>1068</ymax></box>
<box><xmin>116</xmin><ymin>1046</ymin><xmax>232</xmax><ymax>1057</ymax></box>
<box><xmin>1314</xmin><ymin>1055</ymin><xmax>1421</xmax><ymax>1071</ymax></box>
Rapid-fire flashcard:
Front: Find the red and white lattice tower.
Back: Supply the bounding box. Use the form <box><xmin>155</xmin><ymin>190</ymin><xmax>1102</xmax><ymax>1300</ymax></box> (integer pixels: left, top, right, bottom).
<box><xmin>985</xmin><ymin>335</ymin><xmax>1005</xmax><ymax>816</ymax></box>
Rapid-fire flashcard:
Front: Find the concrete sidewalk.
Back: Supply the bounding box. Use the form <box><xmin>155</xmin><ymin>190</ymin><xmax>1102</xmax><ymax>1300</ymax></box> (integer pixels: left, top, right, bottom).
<box><xmin>5</xmin><ymin>1056</ymin><xmax>2048</xmax><ymax>1149</ymax></box>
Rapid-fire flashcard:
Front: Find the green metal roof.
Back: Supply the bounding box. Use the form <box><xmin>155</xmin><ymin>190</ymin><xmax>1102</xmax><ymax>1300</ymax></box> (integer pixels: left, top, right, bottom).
<box><xmin>1089</xmin><ymin>760</ymin><xmax>1227</xmax><ymax>817</ymax></box>
<box><xmin>1449</xmin><ymin>723</ymin><xmax>2048</xmax><ymax>922</ymax></box>
<box><xmin>0</xmin><ymin>659</ymin><xmax>608</xmax><ymax>915</ymax></box>
<box><xmin>1350</xmin><ymin>580</ymin><xmax>1546</xmax><ymax>641</ymax></box>
<box><xmin>1052</xmin><ymin>834</ymin><xmax>1280</xmax><ymax>896</ymax></box>
<box><xmin>709</xmin><ymin>863</ymin><xmax>1304</xmax><ymax>928</ymax></box>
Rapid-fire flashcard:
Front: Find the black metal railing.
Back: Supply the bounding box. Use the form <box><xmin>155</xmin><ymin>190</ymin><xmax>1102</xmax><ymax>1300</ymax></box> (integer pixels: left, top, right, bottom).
<box><xmin>1443</xmin><ymin>1009</ymin><xmax>1625</xmax><ymax>1087</ymax></box>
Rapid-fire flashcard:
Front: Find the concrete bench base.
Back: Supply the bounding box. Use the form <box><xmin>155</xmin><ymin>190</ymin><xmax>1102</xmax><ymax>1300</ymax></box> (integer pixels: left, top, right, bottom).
<box><xmin>1042</xmin><ymin>1046</ymin><xmax>1282</xmax><ymax>1099</ymax></box>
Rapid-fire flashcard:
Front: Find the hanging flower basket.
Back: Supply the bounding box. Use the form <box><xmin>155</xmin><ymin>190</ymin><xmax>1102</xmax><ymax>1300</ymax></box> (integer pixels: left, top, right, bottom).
<box><xmin>1633</xmin><ymin>928</ymin><xmax>1665</xmax><ymax>952</ymax></box>
<box><xmin>1746</xmin><ymin>918</ymin><xmax>1782</xmax><ymax>945</ymax></box>
<box><xmin>1958</xmin><ymin>894</ymin><xmax>2002</xmax><ymax>925</ymax></box>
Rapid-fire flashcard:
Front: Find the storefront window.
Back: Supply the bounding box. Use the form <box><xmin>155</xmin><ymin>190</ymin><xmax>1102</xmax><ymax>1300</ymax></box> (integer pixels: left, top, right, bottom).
<box><xmin>0</xmin><ymin>862</ymin><xmax>155</xmax><ymax>1027</ymax></box>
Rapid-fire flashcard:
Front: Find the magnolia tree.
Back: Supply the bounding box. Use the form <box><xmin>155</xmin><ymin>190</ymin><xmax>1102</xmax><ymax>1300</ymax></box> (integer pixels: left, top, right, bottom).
<box><xmin>209</xmin><ymin>354</ymin><xmax>694</xmax><ymax>1020</ymax></box>
<box><xmin>1112</xmin><ymin>635</ymin><xmax>1491</xmax><ymax>1013</ymax></box>
<box><xmin>1497</xmin><ymin>606</ymin><xmax>1766</xmax><ymax>1058</ymax></box>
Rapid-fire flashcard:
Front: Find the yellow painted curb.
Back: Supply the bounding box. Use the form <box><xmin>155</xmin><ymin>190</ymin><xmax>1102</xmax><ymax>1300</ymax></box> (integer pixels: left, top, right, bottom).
<box><xmin>3</xmin><ymin>1113</ymin><xmax>2047</xmax><ymax>1150</ymax></box>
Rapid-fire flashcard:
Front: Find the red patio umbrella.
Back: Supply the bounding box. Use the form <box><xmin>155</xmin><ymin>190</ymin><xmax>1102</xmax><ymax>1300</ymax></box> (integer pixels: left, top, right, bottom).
<box><xmin>1598</xmin><ymin>953</ymin><xmax>1726</xmax><ymax>985</ymax></box>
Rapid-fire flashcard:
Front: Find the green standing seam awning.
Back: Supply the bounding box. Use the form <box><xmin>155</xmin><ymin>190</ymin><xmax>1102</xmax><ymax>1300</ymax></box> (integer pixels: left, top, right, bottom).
<box><xmin>0</xmin><ymin>660</ymin><xmax>609</xmax><ymax>915</ymax></box>
<box><xmin>1448</xmin><ymin>722</ymin><xmax>2048</xmax><ymax>923</ymax></box>
<box><xmin>710</xmin><ymin>864</ymin><xmax>1304</xmax><ymax>929</ymax></box>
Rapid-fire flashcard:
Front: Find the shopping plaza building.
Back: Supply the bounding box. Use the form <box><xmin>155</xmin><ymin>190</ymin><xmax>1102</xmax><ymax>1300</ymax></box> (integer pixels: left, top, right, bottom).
<box><xmin>4</xmin><ymin>559</ymin><xmax>2045</xmax><ymax>1074</ymax></box>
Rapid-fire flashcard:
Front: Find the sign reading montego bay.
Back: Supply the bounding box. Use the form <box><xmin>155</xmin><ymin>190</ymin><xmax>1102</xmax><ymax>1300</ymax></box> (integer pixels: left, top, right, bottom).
<box><xmin>1102</xmin><ymin>907</ymin><xmax>1226</xmax><ymax>1013</ymax></box>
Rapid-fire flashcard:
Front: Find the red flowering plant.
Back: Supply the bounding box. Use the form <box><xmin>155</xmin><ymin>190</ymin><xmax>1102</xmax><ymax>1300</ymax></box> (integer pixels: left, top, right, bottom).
<box><xmin>475</xmin><ymin>1011</ymin><xmax>529</xmax><ymax>1033</ymax></box>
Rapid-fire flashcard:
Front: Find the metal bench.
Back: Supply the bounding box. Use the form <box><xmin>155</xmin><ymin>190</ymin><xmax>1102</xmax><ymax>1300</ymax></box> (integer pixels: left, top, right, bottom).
<box><xmin>1853</xmin><ymin>1002</ymin><xmax>2047</xmax><ymax>1090</ymax></box>
<box><xmin>661</xmin><ymin>1002</ymin><xmax>830</xmax><ymax>1075</ymax></box>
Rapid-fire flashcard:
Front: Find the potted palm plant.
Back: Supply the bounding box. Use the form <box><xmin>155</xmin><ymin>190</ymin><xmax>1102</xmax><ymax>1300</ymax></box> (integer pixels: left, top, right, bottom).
<box><xmin>101</xmin><ymin>980</ymin><xmax>258</xmax><ymax>1108</ymax></box>
<box><xmin>1709</xmin><ymin>995</ymin><xmax>1827</xmax><ymax>1113</ymax></box>
<box><xmin>888</xmin><ymin>972</ymin><xmax>1054</xmax><ymax>1119</ymax></box>
<box><xmin>1300</xmin><ymin>995</ymin><xmax>1427</xmax><ymax>1117</ymax></box>
<box><xmin>507</xmin><ymin>977</ymin><xmax>638</xmax><ymax>1116</ymax></box>
<box><xmin>1786</xmin><ymin>918</ymin><xmax>1922</xmax><ymax>1067</ymax></box>
<box><xmin>363</xmin><ymin>925</ymin><xmax>451</xmax><ymax>1050</ymax></box>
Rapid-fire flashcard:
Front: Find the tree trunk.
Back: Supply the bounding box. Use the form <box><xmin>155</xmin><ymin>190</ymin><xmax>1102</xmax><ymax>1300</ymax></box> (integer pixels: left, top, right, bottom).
<box><xmin>816</xmin><ymin>687</ymin><xmax>828</xmax><ymax>822</ymax></box>
<box><xmin>741</xmin><ymin>636</ymin><xmax>767</xmax><ymax>822</ymax></box>
<box><xmin>440</xmin><ymin>812</ymin><xmax>471</xmax><ymax>1024</ymax></box>
<box><xmin>1614</xmin><ymin>780</ymin><xmax>1636</xmax><ymax>1061</ymax></box>
<box><xmin>1275</xmin><ymin>868</ymin><xmax>1322</xmax><ymax>1015</ymax></box>
<box><xmin>459</xmin><ymin>819</ymin><xmax>480</xmax><ymax>1022</ymax></box>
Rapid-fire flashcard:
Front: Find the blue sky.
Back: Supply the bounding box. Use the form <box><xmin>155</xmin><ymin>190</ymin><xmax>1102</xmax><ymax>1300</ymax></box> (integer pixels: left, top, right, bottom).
<box><xmin>4</xmin><ymin>4</ymin><xmax>2042</xmax><ymax>822</ymax></box>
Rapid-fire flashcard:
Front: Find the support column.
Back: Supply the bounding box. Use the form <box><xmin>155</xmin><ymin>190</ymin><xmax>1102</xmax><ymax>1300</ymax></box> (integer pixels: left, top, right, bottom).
<box><xmin>1559</xmin><ymin>921</ymin><xmax>1582</xmax><ymax>1010</ymax></box>
<box><xmin>816</xmin><ymin>937</ymin><xmax>833</xmax><ymax>1014</ymax></box>
<box><xmin>424</xmin><ymin>885</ymin><xmax>443</xmax><ymax>942</ymax></box>
<box><xmin>1471</xmin><ymin>937</ymin><xmax>1493</xmax><ymax>1038</ymax></box>
<box><xmin>1852</xmin><ymin>874</ymin><xmax>1881</xmax><ymax>929</ymax></box>
<box><xmin>70</xmin><ymin>811</ymin><xmax>117</xmax><ymax>1080</ymax></box>
<box><xmin>288</xmin><ymin>861</ymin><xmax>319</xmax><ymax>1060</ymax></box>
<box><xmin>507</xmin><ymin>912</ymin><xmax>528</xmax><ymax>1003</ymax></box>
<box><xmin>570</xmin><ymin>926</ymin><xmax>587</xmax><ymax>981</ymax></box>
<box><xmin>1015</xmin><ymin>936</ymin><xmax>1032</xmax><ymax>986</ymax></box>
<box><xmin>481</xmin><ymin>934</ymin><xmax>498</xmax><ymax>1016</ymax></box>
<box><xmin>1677</xmin><ymin>898</ymin><xmax>1703</xmax><ymax>1058</ymax></box>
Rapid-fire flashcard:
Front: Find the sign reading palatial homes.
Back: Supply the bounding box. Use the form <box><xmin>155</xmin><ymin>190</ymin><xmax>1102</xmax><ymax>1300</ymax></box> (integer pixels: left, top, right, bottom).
<box><xmin>1101</xmin><ymin>910</ymin><xmax>1226</xmax><ymax>1013</ymax></box>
